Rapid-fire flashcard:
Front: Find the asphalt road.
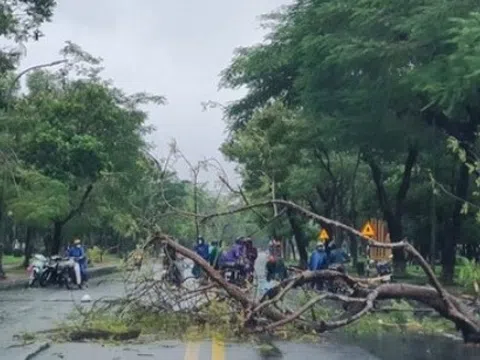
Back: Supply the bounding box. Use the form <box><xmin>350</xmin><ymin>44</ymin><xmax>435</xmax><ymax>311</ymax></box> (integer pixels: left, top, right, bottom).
<box><xmin>1</xmin><ymin>253</ymin><xmax>475</xmax><ymax>360</ymax></box>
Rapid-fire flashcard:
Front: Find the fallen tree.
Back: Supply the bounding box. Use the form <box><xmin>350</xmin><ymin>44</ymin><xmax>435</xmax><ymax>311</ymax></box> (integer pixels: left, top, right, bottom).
<box><xmin>140</xmin><ymin>198</ymin><xmax>479</xmax><ymax>344</ymax></box>
<box><xmin>61</xmin><ymin>199</ymin><xmax>480</xmax><ymax>344</ymax></box>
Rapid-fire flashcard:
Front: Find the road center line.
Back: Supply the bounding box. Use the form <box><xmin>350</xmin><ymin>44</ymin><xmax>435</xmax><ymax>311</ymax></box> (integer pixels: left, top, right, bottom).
<box><xmin>184</xmin><ymin>342</ymin><xmax>200</xmax><ymax>360</ymax></box>
<box><xmin>212</xmin><ymin>338</ymin><xmax>225</xmax><ymax>360</ymax></box>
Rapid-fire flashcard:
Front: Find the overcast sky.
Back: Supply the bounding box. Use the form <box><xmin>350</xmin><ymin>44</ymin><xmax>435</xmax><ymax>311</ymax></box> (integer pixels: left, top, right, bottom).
<box><xmin>17</xmin><ymin>0</ymin><xmax>288</xmax><ymax>187</ymax></box>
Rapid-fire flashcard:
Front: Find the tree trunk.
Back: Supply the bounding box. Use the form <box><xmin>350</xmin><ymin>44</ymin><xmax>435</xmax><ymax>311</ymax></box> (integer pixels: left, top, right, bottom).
<box><xmin>366</xmin><ymin>146</ymin><xmax>418</xmax><ymax>277</ymax></box>
<box><xmin>286</xmin><ymin>209</ymin><xmax>308</xmax><ymax>268</ymax></box>
<box><xmin>51</xmin><ymin>221</ymin><xmax>63</xmax><ymax>256</ymax></box>
<box><xmin>22</xmin><ymin>227</ymin><xmax>34</xmax><ymax>268</ymax></box>
<box><xmin>348</xmin><ymin>233</ymin><xmax>358</xmax><ymax>266</ymax></box>
<box><xmin>0</xmin><ymin>207</ymin><xmax>5</xmax><ymax>278</ymax></box>
<box><xmin>0</xmin><ymin>242</ymin><xmax>4</xmax><ymax>279</ymax></box>
<box><xmin>442</xmin><ymin>162</ymin><xmax>470</xmax><ymax>283</ymax></box>
<box><xmin>289</xmin><ymin>236</ymin><xmax>297</xmax><ymax>261</ymax></box>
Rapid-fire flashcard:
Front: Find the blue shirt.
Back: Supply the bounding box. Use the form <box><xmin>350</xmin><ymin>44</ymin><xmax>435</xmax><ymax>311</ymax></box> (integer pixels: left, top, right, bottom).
<box><xmin>309</xmin><ymin>249</ymin><xmax>328</xmax><ymax>271</ymax></box>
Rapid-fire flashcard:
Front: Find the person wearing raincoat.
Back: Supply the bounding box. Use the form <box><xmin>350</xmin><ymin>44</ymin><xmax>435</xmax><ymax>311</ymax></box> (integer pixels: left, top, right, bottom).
<box><xmin>309</xmin><ymin>242</ymin><xmax>328</xmax><ymax>290</ymax></box>
<box><xmin>208</xmin><ymin>240</ymin><xmax>221</xmax><ymax>269</ymax></box>
<box><xmin>192</xmin><ymin>236</ymin><xmax>209</xmax><ymax>278</ymax></box>
<box><xmin>218</xmin><ymin>237</ymin><xmax>247</xmax><ymax>270</ymax></box>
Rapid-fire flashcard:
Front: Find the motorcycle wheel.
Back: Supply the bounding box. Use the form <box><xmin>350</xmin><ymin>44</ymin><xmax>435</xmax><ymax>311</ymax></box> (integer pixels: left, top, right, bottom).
<box><xmin>28</xmin><ymin>273</ymin><xmax>37</xmax><ymax>287</ymax></box>
<box><xmin>39</xmin><ymin>269</ymin><xmax>52</xmax><ymax>287</ymax></box>
<box><xmin>62</xmin><ymin>272</ymin><xmax>73</xmax><ymax>290</ymax></box>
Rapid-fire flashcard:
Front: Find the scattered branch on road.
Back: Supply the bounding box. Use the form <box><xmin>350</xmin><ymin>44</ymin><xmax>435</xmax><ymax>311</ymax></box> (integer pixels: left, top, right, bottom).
<box><xmin>24</xmin><ymin>342</ymin><xmax>50</xmax><ymax>360</ymax></box>
<box><xmin>140</xmin><ymin>230</ymin><xmax>480</xmax><ymax>343</ymax></box>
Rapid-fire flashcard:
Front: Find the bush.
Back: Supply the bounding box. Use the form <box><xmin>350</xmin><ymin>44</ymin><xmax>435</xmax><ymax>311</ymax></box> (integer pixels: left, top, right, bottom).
<box><xmin>457</xmin><ymin>257</ymin><xmax>480</xmax><ymax>295</ymax></box>
<box><xmin>87</xmin><ymin>246</ymin><xmax>103</xmax><ymax>264</ymax></box>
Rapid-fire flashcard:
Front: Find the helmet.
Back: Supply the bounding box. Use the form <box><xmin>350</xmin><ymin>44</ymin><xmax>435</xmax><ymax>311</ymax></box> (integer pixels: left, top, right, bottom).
<box><xmin>73</xmin><ymin>239</ymin><xmax>81</xmax><ymax>245</ymax></box>
<box><xmin>235</xmin><ymin>236</ymin><xmax>245</xmax><ymax>244</ymax></box>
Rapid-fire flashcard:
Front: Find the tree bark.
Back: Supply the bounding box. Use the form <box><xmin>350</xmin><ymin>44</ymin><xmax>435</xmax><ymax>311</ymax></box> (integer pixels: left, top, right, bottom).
<box><xmin>442</xmin><ymin>161</ymin><xmax>470</xmax><ymax>283</ymax></box>
<box><xmin>349</xmin><ymin>233</ymin><xmax>358</xmax><ymax>266</ymax></box>
<box><xmin>51</xmin><ymin>221</ymin><xmax>63</xmax><ymax>256</ymax></box>
<box><xmin>23</xmin><ymin>226</ymin><xmax>34</xmax><ymax>268</ymax></box>
<box><xmin>366</xmin><ymin>145</ymin><xmax>418</xmax><ymax>275</ymax></box>
<box><xmin>286</xmin><ymin>209</ymin><xmax>308</xmax><ymax>268</ymax></box>
<box><xmin>49</xmin><ymin>184</ymin><xmax>93</xmax><ymax>255</ymax></box>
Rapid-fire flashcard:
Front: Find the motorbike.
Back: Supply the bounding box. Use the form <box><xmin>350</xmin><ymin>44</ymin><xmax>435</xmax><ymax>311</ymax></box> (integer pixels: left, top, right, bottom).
<box><xmin>27</xmin><ymin>254</ymin><xmax>48</xmax><ymax>287</ymax></box>
<box><xmin>265</xmin><ymin>256</ymin><xmax>287</xmax><ymax>282</ymax></box>
<box><xmin>368</xmin><ymin>259</ymin><xmax>392</xmax><ymax>282</ymax></box>
<box><xmin>376</xmin><ymin>260</ymin><xmax>392</xmax><ymax>282</ymax></box>
<box><xmin>39</xmin><ymin>256</ymin><xmax>80</xmax><ymax>289</ymax></box>
<box><xmin>221</xmin><ymin>263</ymin><xmax>249</xmax><ymax>286</ymax></box>
<box><xmin>324</xmin><ymin>263</ymin><xmax>352</xmax><ymax>294</ymax></box>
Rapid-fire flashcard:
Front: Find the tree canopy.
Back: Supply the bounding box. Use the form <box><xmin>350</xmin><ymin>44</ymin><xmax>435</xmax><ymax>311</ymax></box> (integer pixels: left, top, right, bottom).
<box><xmin>218</xmin><ymin>0</ymin><xmax>480</xmax><ymax>281</ymax></box>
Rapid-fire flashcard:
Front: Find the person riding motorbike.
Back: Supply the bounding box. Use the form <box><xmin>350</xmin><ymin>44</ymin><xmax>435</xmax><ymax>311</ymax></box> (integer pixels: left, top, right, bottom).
<box><xmin>266</xmin><ymin>238</ymin><xmax>287</xmax><ymax>281</ymax></box>
<box><xmin>218</xmin><ymin>237</ymin><xmax>248</xmax><ymax>282</ymax></box>
<box><xmin>192</xmin><ymin>236</ymin><xmax>209</xmax><ymax>279</ymax></box>
<box><xmin>67</xmin><ymin>238</ymin><xmax>87</xmax><ymax>287</ymax></box>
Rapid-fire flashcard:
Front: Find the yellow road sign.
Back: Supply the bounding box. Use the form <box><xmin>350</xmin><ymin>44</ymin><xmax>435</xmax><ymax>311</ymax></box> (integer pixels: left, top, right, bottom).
<box><xmin>318</xmin><ymin>228</ymin><xmax>329</xmax><ymax>240</ymax></box>
<box><xmin>361</xmin><ymin>221</ymin><xmax>375</xmax><ymax>237</ymax></box>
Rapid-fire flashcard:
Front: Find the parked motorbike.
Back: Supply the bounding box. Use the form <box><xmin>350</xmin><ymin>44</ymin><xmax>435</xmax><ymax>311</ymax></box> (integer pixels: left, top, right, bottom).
<box><xmin>39</xmin><ymin>256</ymin><xmax>80</xmax><ymax>289</ymax></box>
<box><xmin>368</xmin><ymin>258</ymin><xmax>392</xmax><ymax>282</ymax></box>
<box><xmin>325</xmin><ymin>263</ymin><xmax>352</xmax><ymax>294</ymax></box>
<box><xmin>376</xmin><ymin>260</ymin><xmax>392</xmax><ymax>282</ymax></box>
<box><xmin>27</xmin><ymin>254</ymin><xmax>48</xmax><ymax>287</ymax></box>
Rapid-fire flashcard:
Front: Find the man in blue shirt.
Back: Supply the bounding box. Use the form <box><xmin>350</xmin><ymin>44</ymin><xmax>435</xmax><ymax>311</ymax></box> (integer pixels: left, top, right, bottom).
<box><xmin>309</xmin><ymin>242</ymin><xmax>328</xmax><ymax>290</ymax></box>
<box><xmin>68</xmin><ymin>238</ymin><xmax>88</xmax><ymax>286</ymax></box>
<box><xmin>309</xmin><ymin>242</ymin><xmax>328</xmax><ymax>271</ymax></box>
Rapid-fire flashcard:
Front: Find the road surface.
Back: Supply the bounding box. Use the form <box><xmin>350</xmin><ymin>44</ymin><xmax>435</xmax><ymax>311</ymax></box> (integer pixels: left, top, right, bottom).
<box><xmin>0</xmin><ymin>268</ymin><xmax>381</xmax><ymax>360</ymax></box>
<box><xmin>2</xmin><ymin>253</ymin><xmax>476</xmax><ymax>359</ymax></box>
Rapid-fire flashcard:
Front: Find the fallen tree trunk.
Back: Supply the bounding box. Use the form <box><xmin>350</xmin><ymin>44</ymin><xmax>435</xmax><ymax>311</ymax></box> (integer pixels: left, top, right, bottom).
<box><xmin>148</xmin><ymin>232</ymin><xmax>480</xmax><ymax>343</ymax></box>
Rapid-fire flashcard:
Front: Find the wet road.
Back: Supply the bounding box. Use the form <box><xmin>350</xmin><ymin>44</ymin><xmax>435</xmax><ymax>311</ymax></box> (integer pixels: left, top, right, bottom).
<box><xmin>1</xmin><ymin>254</ymin><xmax>475</xmax><ymax>359</ymax></box>
<box><xmin>0</xmin><ymin>267</ymin><xmax>381</xmax><ymax>360</ymax></box>
<box><xmin>0</xmin><ymin>273</ymin><xmax>127</xmax><ymax>345</ymax></box>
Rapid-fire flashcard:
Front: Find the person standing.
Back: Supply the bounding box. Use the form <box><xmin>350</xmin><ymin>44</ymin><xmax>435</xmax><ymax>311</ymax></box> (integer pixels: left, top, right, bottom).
<box><xmin>309</xmin><ymin>242</ymin><xmax>328</xmax><ymax>290</ymax></box>
<box><xmin>192</xmin><ymin>236</ymin><xmax>209</xmax><ymax>278</ymax></box>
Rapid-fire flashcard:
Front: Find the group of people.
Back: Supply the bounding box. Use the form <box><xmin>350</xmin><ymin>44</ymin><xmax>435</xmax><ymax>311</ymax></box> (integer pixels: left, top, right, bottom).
<box><xmin>192</xmin><ymin>236</ymin><xmax>258</xmax><ymax>280</ymax></box>
<box><xmin>308</xmin><ymin>241</ymin><xmax>349</xmax><ymax>271</ymax></box>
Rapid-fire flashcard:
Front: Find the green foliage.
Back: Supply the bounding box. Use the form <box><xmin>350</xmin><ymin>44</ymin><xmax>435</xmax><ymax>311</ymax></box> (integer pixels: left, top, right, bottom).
<box><xmin>8</xmin><ymin>169</ymin><xmax>69</xmax><ymax>227</ymax></box>
<box><xmin>218</xmin><ymin>0</ymin><xmax>480</xmax><ymax>277</ymax></box>
<box><xmin>86</xmin><ymin>246</ymin><xmax>102</xmax><ymax>263</ymax></box>
<box><xmin>457</xmin><ymin>257</ymin><xmax>480</xmax><ymax>294</ymax></box>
